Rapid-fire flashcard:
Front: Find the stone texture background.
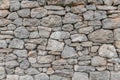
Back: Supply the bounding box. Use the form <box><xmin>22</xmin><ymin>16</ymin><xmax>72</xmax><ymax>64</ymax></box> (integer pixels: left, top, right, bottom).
<box><xmin>0</xmin><ymin>0</ymin><xmax>120</xmax><ymax>80</ymax></box>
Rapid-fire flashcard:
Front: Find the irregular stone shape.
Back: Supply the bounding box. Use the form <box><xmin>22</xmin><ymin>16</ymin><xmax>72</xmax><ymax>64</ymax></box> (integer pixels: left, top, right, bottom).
<box><xmin>0</xmin><ymin>19</ymin><xmax>11</xmax><ymax>26</ymax></box>
<box><xmin>114</xmin><ymin>28</ymin><xmax>120</xmax><ymax>40</ymax></box>
<box><xmin>88</xmin><ymin>0</ymin><xmax>103</xmax><ymax>4</ymax></box>
<box><xmin>102</xmin><ymin>17</ymin><xmax>120</xmax><ymax>29</ymax></box>
<box><xmin>44</xmin><ymin>5</ymin><xmax>64</xmax><ymax>10</ymax></box>
<box><xmin>99</xmin><ymin>44</ymin><xmax>118</xmax><ymax>58</ymax></box>
<box><xmin>6</xmin><ymin>75</ymin><xmax>19</xmax><ymax>80</ymax></box>
<box><xmin>14</xmin><ymin>26</ymin><xmax>29</xmax><ymax>39</ymax></box>
<box><xmin>0</xmin><ymin>10</ymin><xmax>9</xmax><ymax>18</ymax></box>
<box><xmin>50</xmin><ymin>75</ymin><xmax>70</xmax><ymax>80</ymax></box>
<box><xmin>31</xmin><ymin>7</ymin><xmax>47</xmax><ymax>18</ymax></box>
<box><xmin>47</xmin><ymin>10</ymin><xmax>65</xmax><ymax>15</ymax></box>
<box><xmin>88</xmin><ymin>29</ymin><xmax>113</xmax><ymax>43</ymax></box>
<box><xmin>114</xmin><ymin>0</ymin><xmax>120</xmax><ymax>5</ymax></box>
<box><xmin>6</xmin><ymin>60</ymin><xmax>19</xmax><ymax>68</ymax></box>
<box><xmin>0</xmin><ymin>67</ymin><xmax>5</xmax><ymax>79</ymax></box>
<box><xmin>91</xmin><ymin>56</ymin><xmax>107</xmax><ymax>66</ymax></box>
<box><xmin>13</xmin><ymin>18</ymin><xmax>22</xmax><ymax>27</ymax></box>
<box><xmin>19</xmin><ymin>75</ymin><xmax>33</xmax><ymax>80</ymax></box>
<box><xmin>63</xmin><ymin>13</ymin><xmax>82</xmax><ymax>23</ymax></box>
<box><xmin>83</xmin><ymin>11</ymin><xmax>94</xmax><ymax>20</ymax></box>
<box><xmin>0</xmin><ymin>0</ymin><xmax>9</xmax><ymax>9</ymax></box>
<box><xmin>46</xmin><ymin>39</ymin><xmax>64</xmax><ymax>51</ymax></box>
<box><xmin>29</xmin><ymin>31</ymin><xmax>39</xmax><ymax>38</ymax></box>
<box><xmin>17</xmin><ymin>9</ymin><xmax>30</xmax><ymax>17</ymax></box>
<box><xmin>114</xmin><ymin>41</ymin><xmax>120</xmax><ymax>48</ymax></box>
<box><xmin>0</xmin><ymin>40</ymin><xmax>7</xmax><ymax>48</ymax></box>
<box><xmin>50</xmin><ymin>31</ymin><xmax>70</xmax><ymax>40</ymax></box>
<box><xmin>10</xmin><ymin>0</ymin><xmax>20</xmax><ymax>11</ymax></box>
<box><xmin>35</xmin><ymin>73</ymin><xmax>49</xmax><ymax>80</ymax></box>
<box><xmin>90</xmin><ymin>71</ymin><xmax>110</xmax><ymax>80</ymax></box>
<box><xmin>94</xmin><ymin>11</ymin><xmax>107</xmax><ymax>20</ymax></box>
<box><xmin>62</xmin><ymin>24</ymin><xmax>73</xmax><ymax>31</ymax></box>
<box><xmin>103</xmin><ymin>0</ymin><xmax>113</xmax><ymax>5</ymax></box>
<box><xmin>62</xmin><ymin>45</ymin><xmax>77</xmax><ymax>58</ymax></box>
<box><xmin>71</xmin><ymin>34</ymin><xmax>88</xmax><ymax>42</ymax></box>
<box><xmin>20</xmin><ymin>59</ymin><xmax>30</xmax><ymax>69</ymax></box>
<box><xmin>97</xmin><ymin>5</ymin><xmax>117</xmax><ymax>10</ymax></box>
<box><xmin>72</xmin><ymin>72</ymin><xmax>89</xmax><ymax>80</ymax></box>
<box><xmin>38</xmin><ymin>26</ymin><xmax>51</xmax><ymax>38</ymax></box>
<box><xmin>111</xmin><ymin>71</ymin><xmax>120</xmax><ymax>80</ymax></box>
<box><xmin>7</xmin><ymin>12</ymin><xmax>19</xmax><ymax>20</ymax></box>
<box><xmin>41</xmin><ymin>15</ymin><xmax>62</xmax><ymax>27</ymax></box>
<box><xmin>78</xmin><ymin>27</ymin><xmax>93</xmax><ymax>34</ymax></box>
<box><xmin>21</xmin><ymin>1</ymin><xmax>39</xmax><ymax>8</ymax></box>
<box><xmin>86</xmin><ymin>4</ymin><xmax>96</xmax><ymax>10</ymax></box>
<box><xmin>9</xmin><ymin>39</ymin><xmax>24</xmax><ymax>49</ymax></box>
<box><xmin>37</xmin><ymin>55</ymin><xmax>55</xmax><ymax>63</ymax></box>
<box><xmin>25</xmin><ymin>68</ymin><xmax>39</xmax><ymax>75</ymax></box>
<box><xmin>13</xmin><ymin>50</ymin><xmax>27</xmax><ymax>57</ymax></box>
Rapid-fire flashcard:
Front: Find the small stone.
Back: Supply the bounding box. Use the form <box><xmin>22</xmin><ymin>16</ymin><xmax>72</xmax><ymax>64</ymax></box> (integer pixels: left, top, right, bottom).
<box><xmin>0</xmin><ymin>0</ymin><xmax>9</xmax><ymax>9</ymax></box>
<box><xmin>72</xmin><ymin>72</ymin><xmax>89</xmax><ymax>80</ymax></box>
<box><xmin>62</xmin><ymin>24</ymin><xmax>73</xmax><ymax>31</ymax></box>
<box><xmin>20</xmin><ymin>59</ymin><xmax>30</xmax><ymax>69</ymax></box>
<box><xmin>0</xmin><ymin>19</ymin><xmax>11</xmax><ymax>26</ymax></box>
<box><xmin>97</xmin><ymin>5</ymin><xmax>117</xmax><ymax>10</ymax></box>
<box><xmin>91</xmin><ymin>56</ymin><xmax>107</xmax><ymax>66</ymax></box>
<box><xmin>7</xmin><ymin>12</ymin><xmax>19</xmax><ymax>20</ymax></box>
<box><xmin>88</xmin><ymin>29</ymin><xmax>113</xmax><ymax>43</ymax></box>
<box><xmin>35</xmin><ymin>73</ymin><xmax>49</xmax><ymax>80</ymax></box>
<box><xmin>71</xmin><ymin>34</ymin><xmax>88</xmax><ymax>42</ymax></box>
<box><xmin>81</xmin><ymin>41</ymin><xmax>93</xmax><ymax>47</ymax></box>
<box><xmin>114</xmin><ymin>0</ymin><xmax>120</xmax><ymax>5</ymax></box>
<box><xmin>37</xmin><ymin>55</ymin><xmax>55</xmax><ymax>64</ymax></box>
<box><xmin>48</xmin><ymin>10</ymin><xmax>65</xmax><ymax>15</ymax></box>
<box><xmin>13</xmin><ymin>18</ymin><xmax>23</xmax><ymax>27</ymax></box>
<box><xmin>44</xmin><ymin>5</ymin><xmax>64</xmax><ymax>10</ymax></box>
<box><xmin>31</xmin><ymin>7</ymin><xmax>47</xmax><ymax>18</ymax></box>
<box><xmin>99</xmin><ymin>44</ymin><xmax>118</xmax><ymax>58</ymax></box>
<box><xmin>0</xmin><ymin>40</ymin><xmax>7</xmax><ymax>48</ymax></box>
<box><xmin>21</xmin><ymin>1</ymin><xmax>39</xmax><ymax>8</ymax></box>
<box><xmin>83</xmin><ymin>11</ymin><xmax>94</xmax><ymax>20</ymax></box>
<box><xmin>50</xmin><ymin>75</ymin><xmax>69</xmax><ymax>80</ymax></box>
<box><xmin>114</xmin><ymin>41</ymin><xmax>120</xmax><ymax>48</ymax></box>
<box><xmin>25</xmin><ymin>68</ymin><xmax>39</xmax><ymax>75</ymax></box>
<box><xmin>88</xmin><ymin>21</ymin><xmax>102</xmax><ymax>26</ymax></box>
<box><xmin>9</xmin><ymin>39</ymin><xmax>24</xmax><ymax>49</ymax></box>
<box><xmin>47</xmin><ymin>68</ymin><xmax>54</xmax><ymax>74</ymax></box>
<box><xmin>38</xmin><ymin>50</ymin><xmax>47</xmax><ymax>56</ymax></box>
<box><xmin>17</xmin><ymin>9</ymin><xmax>30</xmax><ymax>17</ymax></box>
<box><xmin>13</xmin><ymin>50</ymin><xmax>27</xmax><ymax>57</ymax></box>
<box><xmin>7</xmin><ymin>24</ymin><xmax>16</xmax><ymax>30</ymax></box>
<box><xmin>86</xmin><ymin>4</ymin><xmax>96</xmax><ymax>10</ymax></box>
<box><xmin>19</xmin><ymin>75</ymin><xmax>33</xmax><ymax>80</ymax></box>
<box><xmin>50</xmin><ymin>31</ymin><xmax>70</xmax><ymax>40</ymax></box>
<box><xmin>91</xmin><ymin>46</ymin><xmax>99</xmax><ymax>52</ymax></box>
<box><xmin>63</xmin><ymin>13</ymin><xmax>82</xmax><ymax>23</ymax></box>
<box><xmin>114</xmin><ymin>28</ymin><xmax>120</xmax><ymax>40</ymax></box>
<box><xmin>78</xmin><ymin>27</ymin><xmax>93</xmax><ymax>34</ymax></box>
<box><xmin>0</xmin><ymin>10</ymin><xmax>9</xmax><ymax>18</ymax></box>
<box><xmin>6</xmin><ymin>60</ymin><xmax>19</xmax><ymax>68</ymax></box>
<box><xmin>41</xmin><ymin>15</ymin><xmax>62</xmax><ymax>27</ymax></box>
<box><xmin>0</xmin><ymin>67</ymin><xmax>5</xmax><ymax>79</ymax></box>
<box><xmin>46</xmin><ymin>39</ymin><xmax>64</xmax><ymax>51</ymax></box>
<box><xmin>6</xmin><ymin>75</ymin><xmax>19</xmax><ymax>80</ymax></box>
<box><xmin>111</xmin><ymin>71</ymin><xmax>120</xmax><ymax>80</ymax></box>
<box><xmin>29</xmin><ymin>31</ymin><xmax>39</xmax><ymax>38</ymax></box>
<box><xmin>10</xmin><ymin>0</ymin><xmax>20</xmax><ymax>11</ymax></box>
<box><xmin>62</xmin><ymin>45</ymin><xmax>77</xmax><ymax>58</ymax></box>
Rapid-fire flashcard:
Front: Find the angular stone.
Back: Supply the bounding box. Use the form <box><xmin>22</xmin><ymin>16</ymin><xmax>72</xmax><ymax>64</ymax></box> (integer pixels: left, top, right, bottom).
<box><xmin>97</xmin><ymin>5</ymin><xmax>117</xmax><ymax>10</ymax></box>
<box><xmin>88</xmin><ymin>0</ymin><xmax>103</xmax><ymax>4</ymax></box>
<box><xmin>38</xmin><ymin>26</ymin><xmax>51</xmax><ymax>38</ymax></box>
<box><xmin>9</xmin><ymin>39</ymin><xmax>24</xmax><ymax>49</ymax></box>
<box><xmin>91</xmin><ymin>56</ymin><xmax>107</xmax><ymax>66</ymax></box>
<box><xmin>19</xmin><ymin>75</ymin><xmax>33</xmax><ymax>80</ymax></box>
<box><xmin>10</xmin><ymin>0</ymin><xmax>20</xmax><ymax>11</ymax></box>
<box><xmin>50</xmin><ymin>75</ymin><xmax>69</xmax><ymax>80</ymax></box>
<box><xmin>17</xmin><ymin>9</ymin><xmax>30</xmax><ymax>17</ymax></box>
<box><xmin>41</xmin><ymin>15</ymin><xmax>62</xmax><ymax>27</ymax></box>
<box><xmin>103</xmin><ymin>0</ymin><xmax>113</xmax><ymax>5</ymax></box>
<box><xmin>14</xmin><ymin>26</ymin><xmax>29</xmax><ymax>39</ymax></box>
<box><xmin>31</xmin><ymin>7</ymin><xmax>47</xmax><ymax>18</ymax></box>
<box><xmin>6</xmin><ymin>60</ymin><xmax>19</xmax><ymax>68</ymax></box>
<box><xmin>71</xmin><ymin>34</ymin><xmax>88</xmax><ymax>42</ymax></box>
<box><xmin>83</xmin><ymin>11</ymin><xmax>94</xmax><ymax>20</ymax></box>
<box><xmin>13</xmin><ymin>18</ymin><xmax>22</xmax><ymax>27</ymax></box>
<box><xmin>29</xmin><ymin>31</ymin><xmax>39</xmax><ymax>38</ymax></box>
<box><xmin>63</xmin><ymin>13</ymin><xmax>82</xmax><ymax>23</ymax></box>
<box><xmin>46</xmin><ymin>39</ymin><xmax>64</xmax><ymax>51</ymax></box>
<box><xmin>88</xmin><ymin>29</ymin><xmax>113</xmax><ymax>43</ymax></box>
<box><xmin>62</xmin><ymin>24</ymin><xmax>73</xmax><ymax>31</ymax></box>
<box><xmin>81</xmin><ymin>41</ymin><xmax>93</xmax><ymax>47</ymax></box>
<box><xmin>0</xmin><ymin>0</ymin><xmax>9</xmax><ymax>9</ymax></box>
<box><xmin>0</xmin><ymin>67</ymin><xmax>5</xmax><ymax>79</ymax></box>
<box><xmin>44</xmin><ymin>5</ymin><xmax>64</xmax><ymax>10</ymax></box>
<box><xmin>99</xmin><ymin>44</ymin><xmax>118</xmax><ymax>58</ymax></box>
<box><xmin>13</xmin><ymin>50</ymin><xmax>27</xmax><ymax>57</ymax></box>
<box><xmin>47</xmin><ymin>10</ymin><xmax>65</xmax><ymax>15</ymax></box>
<box><xmin>37</xmin><ymin>55</ymin><xmax>55</xmax><ymax>64</ymax></box>
<box><xmin>62</xmin><ymin>45</ymin><xmax>77</xmax><ymax>58</ymax></box>
<box><xmin>102</xmin><ymin>17</ymin><xmax>120</xmax><ymax>29</ymax></box>
<box><xmin>21</xmin><ymin>1</ymin><xmax>39</xmax><ymax>8</ymax></box>
<box><xmin>0</xmin><ymin>10</ymin><xmax>9</xmax><ymax>18</ymax></box>
<box><xmin>86</xmin><ymin>4</ymin><xmax>96</xmax><ymax>10</ymax></box>
<box><xmin>7</xmin><ymin>12</ymin><xmax>19</xmax><ymax>20</ymax></box>
<box><xmin>35</xmin><ymin>73</ymin><xmax>49</xmax><ymax>80</ymax></box>
<box><xmin>114</xmin><ymin>28</ymin><xmax>120</xmax><ymax>40</ymax></box>
<box><xmin>25</xmin><ymin>68</ymin><xmax>39</xmax><ymax>75</ymax></box>
<box><xmin>50</xmin><ymin>31</ymin><xmax>70</xmax><ymax>40</ymax></box>
<box><xmin>20</xmin><ymin>59</ymin><xmax>30</xmax><ymax>69</ymax></box>
<box><xmin>94</xmin><ymin>11</ymin><xmax>107</xmax><ymax>20</ymax></box>
<box><xmin>0</xmin><ymin>19</ymin><xmax>11</xmax><ymax>26</ymax></box>
<box><xmin>6</xmin><ymin>75</ymin><xmax>19</xmax><ymax>80</ymax></box>
<box><xmin>111</xmin><ymin>71</ymin><xmax>120</xmax><ymax>80</ymax></box>
<box><xmin>90</xmin><ymin>71</ymin><xmax>110</xmax><ymax>80</ymax></box>
<box><xmin>0</xmin><ymin>40</ymin><xmax>7</xmax><ymax>48</ymax></box>
<box><xmin>72</xmin><ymin>72</ymin><xmax>89</xmax><ymax>80</ymax></box>
<box><xmin>78</xmin><ymin>27</ymin><xmax>93</xmax><ymax>34</ymax></box>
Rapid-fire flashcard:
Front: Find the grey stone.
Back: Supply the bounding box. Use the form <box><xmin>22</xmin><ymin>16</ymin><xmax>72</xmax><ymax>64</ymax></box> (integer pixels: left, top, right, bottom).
<box><xmin>50</xmin><ymin>31</ymin><xmax>70</xmax><ymax>40</ymax></box>
<box><xmin>111</xmin><ymin>71</ymin><xmax>120</xmax><ymax>80</ymax></box>
<box><xmin>62</xmin><ymin>24</ymin><xmax>73</xmax><ymax>31</ymax></box>
<box><xmin>29</xmin><ymin>31</ymin><xmax>39</xmax><ymax>38</ymax></box>
<box><xmin>62</xmin><ymin>45</ymin><xmax>77</xmax><ymax>58</ymax></box>
<box><xmin>88</xmin><ymin>0</ymin><xmax>103</xmax><ymax>4</ymax></box>
<box><xmin>103</xmin><ymin>0</ymin><xmax>113</xmax><ymax>5</ymax></box>
<box><xmin>10</xmin><ymin>0</ymin><xmax>20</xmax><ymax>11</ymax></box>
<box><xmin>7</xmin><ymin>24</ymin><xmax>16</xmax><ymax>30</ymax></box>
<box><xmin>114</xmin><ymin>28</ymin><xmax>120</xmax><ymax>40</ymax></box>
<box><xmin>78</xmin><ymin>27</ymin><xmax>93</xmax><ymax>34</ymax></box>
<box><xmin>88</xmin><ymin>29</ymin><xmax>113</xmax><ymax>43</ymax></box>
<box><xmin>50</xmin><ymin>75</ymin><xmax>69</xmax><ymax>80</ymax></box>
<box><xmin>90</xmin><ymin>71</ymin><xmax>110</xmax><ymax>80</ymax></box>
<box><xmin>63</xmin><ymin>13</ymin><xmax>82</xmax><ymax>23</ymax></box>
<box><xmin>25</xmin><ymin>68</ymin><xmax>39</xmax><ymax>75</ymax></box>
<box><xmin>94</xmin><ymin>11</ymin><xmax>107</xmax><ymax>20</ymax></box>
<box><xmin>37</xmin><ymin>55</ymin><xmax>55</xmax><ymax>64</ymax></box>
<box><xmin>88</xmin><ymin>20</ymin><xmax>102</xmax><ymax>26</ymax></box>
<box><xmin>14</xmin><ymin>26</ymin><xmax>29</xmax><ymax>39</ymax></box>
<box><xmin>47</xmin><ymin>10</ymin><xmax>65</xmax><ymax>15</ymax></box>
<box><xmin>91</xmin><ymin>56</ymin><xmax>107</xmax><ymax>66</ymax></box>
<box><xmin>21</xmin><ymin>1</ymin><xmax>39</xmax><ymax>8</ymax></box>
<box><xmin>6</xmin><ymin>60</ymin><xmax>19</xmax><ymax>68</ymax></box>
<box><xmin>97</xmin><ymin>5</ymin><xmax>117</xmax><ymax>10</ymax></box>
<box><xmin>5</xmin><ymin>54</ymin><xmax>17</xmax><ymax>61</ymax></box>
<box><xmin>83</xmin><ymin>11</ymin><xmax>94</xmax><ymax>20</ymax></box>
<box><xmin>25</xmin><ymin>43</ymin><xmax>36</xmax><ymax>50</ymax></box>
<box><xmin>0</xmin><ymin>10</ymin><xmax>9</xmax><ymax>18</ymax></box>
<box><xmin>114</xmin><ymin>0</ymin><xmax>120</xmax><ymax>5</ymax></box>
<box><xmin>46</xmin><ymin>39</ymin><xmax>64</xmax><ymax>51</ymax></box>
<box><xmin>17</xmin><ymin>9</ymin><xmax>30</xmax><ymax>17</ymax></box>
<box><xmin>0</xmin><ymin>19</ymin><xmax>11</xmax><ymax>26</ymax></box>
<box><xmin>6</xmin><ymin>75</ymin><xmax>19</xmax><ymax>80</ymax></box>
<box><xmin>20</xmin><ymin>59</ymin><xmax>30</xmax><ymax>69</ymax></box>
<box><xmin>19</xmin><ymin>75</ymin><xmax>33</xmax><ymax>80</ymax></box>
<box><xmin>44</xmin><ymin>5</ymin><xmax>64</xmax><ymax>10</ymax></box>
<box><xmin>7</xmin><ymin>12</ymin><xmax>19</xmax><ymax>20</ymax></box>
<box><xmin>114</xmin><ymin>41</ymin><xmax>120</xmax><ymax>49</ymax></box>
<box><xmin>0</xmin><ymin>67</ymin><xmax>5</xmax><ymax>79</ymax></box>
<box><xmin>13</xmin><ymin>50</ymin><xmax>27</xmax><ymax>57</ymax></box>
<box><xmin>86</xmin><ymin>4</ymin><xmax>96</xmax><ymax>10</ymax></box>
<box><xmin>13</xmin><ymin>18</ymin><xmax>23</xmax><ymax>27</ymax></box>
<box><xmin>31</xmin><ymin>7</ymin><xmax>47</xmax><ymax>18</ymax></box>
<box><xmin>41</xmin><ymin>15</ymin><xmax>62</xmax><ymax>27</ymax></box>
<box><xmin>71</xmin><ymin>34</ymin><xmax>88</xmax><ymax>42</ymax></box>
<box><xmin>9</xmin><ymin>39</ymin><xmax>24</xmax><ymax>49</ymax></box>
<box><xmin>0</xmin><ymin>40</ymin><xmax>7</xmax><ymax>48</ymax></box>
<box><xmin>0</xmin><ymin>0</ymin><xmax>9</xmax><ymax>9</ymax></box>
<box><xmin>35</xmin><ymin>73</ymin><xmax>49</xmax><ymax>80</ymax></box>
<box><xmin>99</xmin><ymin>44</ymin><xmax>118</xmax><ymax>58</ymax></box>
<box><xmin>72</xmin><ymin>72</ymin><xmax>89</xmax><ymax>80</ymax></box>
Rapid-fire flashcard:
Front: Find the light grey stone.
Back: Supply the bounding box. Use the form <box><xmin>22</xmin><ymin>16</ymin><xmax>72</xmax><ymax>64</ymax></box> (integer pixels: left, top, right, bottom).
<box><xmin>97</xmin><ymin>5</ymin><xmax>117</xmax><ymax>10</ymax></box>
<box><xmin>94</xmin><ymin>11</ymin><xmax>107</xmax><ymax>20</ymax></box>
<box><xmin>0</xmin><ymin>0</ymin><xmax>9</xmax><ymax>9</ymax></box>
<box><xmin>63</xmin><ymin>13</ymin><xmax>82</xmax><ymax>23</ymax></box>
<box><xmin>35</xmin><ymin>73</ymin><xmax>49</xmax><ymax>80</ymax></box>
<box><xmin>62</xmin><ymin>24</ymin><xmax>73</xmax><ymax>31</ymax></box>
<box><xmin>0</xmin><ymin>10</ymin><xmax>9</xmax><ymax>18</ymax></box>
<box><xmin>20</xmin><ymin>59</ymin><xmax>30</xmax><ymax>69</ymax></box>
<box><xmin>83</xmin><ymin>11</ymin><xmax>94</xmax><ymax>20</ymax></box>
<box><xmin>10</xmin><ymin>0</ymin><xmax>20</xmax><ymax>11</ymax></box>
<box><xmin>86</xmin><ymin>4</ymin><xmax>96</xmax><ymax>10</ymax></box>
<box><xmin>14</xmin><ymin>26</ymin><xmax>29</xmax><ymax>39</ymax></box>
<box><xmin>13</xmin><ymin>18</ymin><xmax>22</xmax><ymax>27</ymax></box>
<box><xmin>6</xmin><ymin>75</ymin><xmax>19</xmax><ymax>80</ymax></box>
<box><xmin>31</xmin><ymin>7</ymin><xmax>47</xmax><ymax>18</ymax></box>
<box><xmin>103</xmin><ymin>0</ymin><xmax>113</xmax><ymax>5</ymax></box>
<box><xmin>62</xmin><ymin>45</ymin><xmax>77</xmax><ymax>58</ymax></box>
<box><xmin>88</xmin><ymin>0</ymin><xmax>103</xmax><ymax>4</ymax></box>
<box><xmin>71</xmin><ymin>5</ymin><xmax>86</xmax><ymax>13</ymax></box>
<box><xmin>21</xmin><ymin>1</ymin><xmax>39</xmax><ymax>8</ymax></box>
<box><xmin>13</xmin><ymin>50</ymin><xmax>27</xmax><ymax>57</ymax></box>
<box><xmin>5</xmin><ymin>54</ymin><xmax>17</xmax><ymax>61</ymax></box>
<box><xmin>19</xmin><ymin>75</ymin><xmax>33</xmax><ymax>80</ymax></box>
<box><xmin>50</xmin><ymin>75</ymin><xmax>70</xmax><ymax>80</ymax></box>
<box><xmin>78</xmin><ymin>27</ymin><xmax>93</xmax><ymax>34</ymax></box>
<box><xmin>46</xmin><ymin>39</ymin><xmax>64</xmax><ymax>51</ymax></box>
<box><xmin>29</xmin><ymin>31</ymin><xmax>39</xmax><ymax>38</ymax></box>
<box><xmin>88</xmin><ymin>20</ymin><xmax>102</xmax><ymax>26</ymax></box>
<box><xmin>6</xmin><ymin>60</ymin><xmax>19</xmax><ymax>68</ymax></box>
<box><xmin>25</xmin><ymin>43</ymin><xmax>36</xmax><ymax>50</ymax></box>
<box><xmin>47</xmin><ymin>10</ymin><xmax>65</xmax><ymax>15</ymax></box>
<box><xmin>7</xmin><ymin>24</ymin><xmax>16</xmax><ymax>30</ymax></box>
<box><xmin>114</xmin><ymin>41</ymin><xmax>120</xmax><ymax>49</ymax></box>
<box><xmin>72</xmin><ymin>72</ymin><xmax>89</xmax><ymax>80</ymax></box>
<box><xmin>7</xmin><ymin>12</ymin><xmax>19</xmax><ymax>20</ymax></box>
<box><xmin>99</xmin><ymin>44</ymin><xmax>118</xmax><ymax>58</ymax></box>
<box><xmin>25</xmin><ymin>68</ymin><xmax>39</xmax><ymax>75</ymax></box>
<box><xmin>0</xmin><ymin>40</ymin><xmax>7</xmax><ymax>48</ymax></box>
<box><xmin>9</xmin><ymin>39</ymin><xmax>24</xmax><ymax>49</ymax></box>
<box><xmin>88</xmin><ymin>29</ymin><xmax>113</xmax><ymax>43</ymax></box>
<box><xmin>114</xmin><ymin>0</ymin><xmax>120</xmax><ymax>5</ymax></box>
<box><xmin>41</xmin><ymin>15</ymin><xmax>62</xmax><ymax>27</ymax></box>
<box><xmin>114</xmin><ymin>28</ymin><xmax>120</xmax><ymax>40</ymax></box>
<box><xmin>71</xmin><ymin>34</ymin><xmax>88</xmax><ymax>42</ymax></box>
<box><xmin>111</xmin><ymin>71</ymin><xmax>120</xmax><ymax>80</ymax></box>
<box><xmin>44</xmin><ymin>5</ymin><xmax>64</xmax><ymax>10</ymax></box>
<box><xmin>0</xmin><ymin>19</ymin><xmax>11</xmax><ymax>26</ymax></box>
<box><xmin>0</xmin><ymin>67</ymin><xmax>5</xmax><ymax>79</ymax></box>
<box><xmin>17</xmin><ymin>9</ymin><xmax>30</xmax><ymax>17</ymax></box>
<box><xmin>38</xmin><ymin>55</ymin><xmax>55</xmax><ymax>64</ymax></box>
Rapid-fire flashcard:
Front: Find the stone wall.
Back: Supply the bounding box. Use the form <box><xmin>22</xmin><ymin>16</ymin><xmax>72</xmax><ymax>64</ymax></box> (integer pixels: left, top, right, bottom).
<box><xmin>0</xmin><ymin>0</ymin><xmax>120</xmax><ymax>80</ymax></box>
